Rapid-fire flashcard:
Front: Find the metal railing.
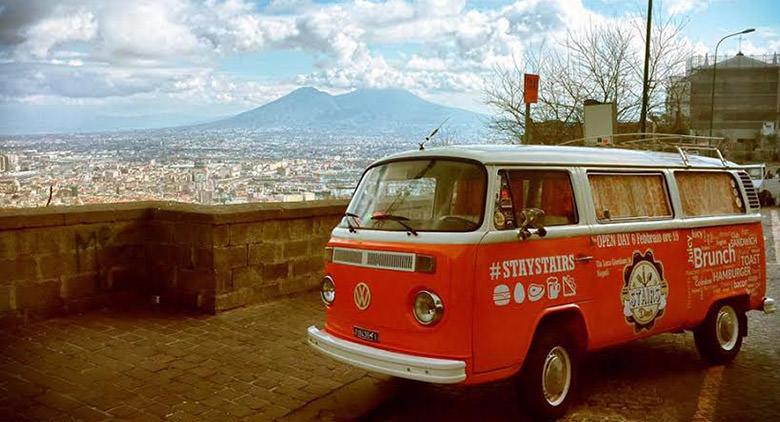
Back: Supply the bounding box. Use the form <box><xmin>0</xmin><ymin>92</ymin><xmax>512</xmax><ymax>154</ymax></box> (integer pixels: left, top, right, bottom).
<box><xmin>558</xmin><ymin>133</ymin><xmax>728</xmax><ymax>166</ymax></box>
<box><xmin>688</xmin><ymin>53</ymin><xmax>779</xmax><ymax>72</ymax></box>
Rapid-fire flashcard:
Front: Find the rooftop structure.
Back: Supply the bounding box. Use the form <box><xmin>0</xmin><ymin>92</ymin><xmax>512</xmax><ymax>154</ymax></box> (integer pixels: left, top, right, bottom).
<box><xmin>686</xmin><ymin>52</ymin><xmax>779</xmax><ymax>142</ymax></box>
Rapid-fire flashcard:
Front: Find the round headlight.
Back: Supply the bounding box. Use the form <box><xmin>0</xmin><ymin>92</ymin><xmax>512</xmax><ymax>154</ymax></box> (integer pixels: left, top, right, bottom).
<box><xmin>413</xmin><ymin>290</ymin><xmax>444</xmax><ymax>325</ymax></box>
<box><xmin>321</xmin><ymin>276</ymin><xmax>335</xmax><ymax>305</ymax></box>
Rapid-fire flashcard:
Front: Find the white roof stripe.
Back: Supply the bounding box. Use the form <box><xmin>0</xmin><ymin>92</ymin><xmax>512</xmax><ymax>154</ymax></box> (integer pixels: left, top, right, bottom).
<box><xmin>375</xmin><ymin>144</ymin><xmax>740</xmax><ymax>169</ymax></box>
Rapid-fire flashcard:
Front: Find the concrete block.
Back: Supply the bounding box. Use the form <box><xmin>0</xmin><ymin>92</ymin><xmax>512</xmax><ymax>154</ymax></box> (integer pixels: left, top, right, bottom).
<box><xmin>176</xmin><ymin>269</ymin><xmax>216</xmax><ymax>294</ymax></box>
<box><xmin>145</xmin><ymin>221</ymin><xmax>174</xmax><ymax>244</ymax></box>
<box><xmin>229</xmin><ymin>222</ymin><xmax>264</xmax><ymax>245</ymax></box>
<box><xmin>283</xmin><ymin>240</ymin><xmax>309</xmax><ymax>259</ymax></box>
<box><xmin>213</xmin><ymin>224</ymin><xmax>229</xmax><ymax>247</ymax></box>
<box><xmin>148</xmin><ymin>262</ymin><xmax>176</xmax><ymax>290</ymax></box>
<box><xmin>291</xmin><ymin>256</ymin><xmax>324</xmax><ymax>278</ymax></box>
<box><xmin>0</xmin><ymin>257</ymin><xmax>38</xmax><ymax>283</ymax></box>
<box><xmin>16</xmin><ymin>279</ymin><xmax>62</xmax><ymax>311</ymax></box>
<box><xmin>215</xmin><ymin>270</ymin><xmax>233</xmax><ymax>292</ymax></box>
<box><xmin>25</xmin><ymin>227</ymin><xmax>72</xmax><ymax>255</ymax></box>
<box><xmin>190</xmin><ymin>247</ymin><xmax>214</xmax><ymax>271</ymax></box>
<box><xmin>261</xmin><ymin>221</ymin><xmax>289</xmax><ymax>242</ymax></box>
<box><xmin>0</xmin><ymin>231</ymin><xmax>38</xmax><ymax>259</ymax></box>
<box><xmin>172</xmin><ymin>223</ymin><xmax>212</xmax><ymax>247</ymax></box>
<box><xmin>61</xmin><ymin>273</ymin><xmax>100</xmax><ymax>299</ymax></box>
<box><xmin>0</xmin><ymin>285</ymin><xmax>15</xmax><ymax>312</ymax></box>
<box><xmin>232</xmin><ymin>265</ymin><xmax>263</xmax><ymax>289</ymax></box>
<box><xmin>213</xmin><ymin>288</ymin><xmax>252</xmax><ymax>312</ymax></box>
<box><xmin>248</xmin><ymin>243</ymin><xmax>282</xmax><ymax>264</ymax></box>
<box><xmin>37</xmin><ymin>253</ymin><xmax>78</xmax><ymax>279</ymax></box>
<box><xmin>147</xmin><ymin>244</ymin><xmax>178</xmax><ymax>265</ymax></box>
<box><xmin>251</xmin><ymin>283</ymin><xmax>281</xmax><ymax>303</ymax></box>
<box><xmin>263</xmin><ymin>262</ymin><xmax>289</xmax><ymax>282</ymax></box>
<box><xmin>111</xmin><ymin>221</ymin><xmax>147</xmax><ymax>245</ymax></box>
<box><xmin>214</xmin><ymin>245</ymin><xmax>247</xmax><ymax>272</ymax></box>
<box><xmin>289</xmin><ymin>219</ymin><xmax>314</xmax><ymax>239</ymax></box>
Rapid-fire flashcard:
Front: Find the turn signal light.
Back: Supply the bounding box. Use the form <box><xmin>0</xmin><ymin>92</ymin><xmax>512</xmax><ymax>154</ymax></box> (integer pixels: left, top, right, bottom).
<box><xmin>415</xmin><ymin>254</ymin><xmax>436</xmax><ymax>273</ymax></box>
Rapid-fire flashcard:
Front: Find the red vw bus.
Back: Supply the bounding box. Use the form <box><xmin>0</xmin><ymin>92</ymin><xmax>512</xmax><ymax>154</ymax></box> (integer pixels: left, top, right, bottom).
<box><xmin>307</xmin><ymin>144</ymin><xmax>775</xmax><ymax>419</ymax></box>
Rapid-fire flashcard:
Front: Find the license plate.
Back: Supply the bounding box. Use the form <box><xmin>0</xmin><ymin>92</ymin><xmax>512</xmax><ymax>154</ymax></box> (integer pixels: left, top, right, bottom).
<box><xmin>353</xmin><ymin>326</ymin><xmax>379</xmax><ymax>343</ymax></box>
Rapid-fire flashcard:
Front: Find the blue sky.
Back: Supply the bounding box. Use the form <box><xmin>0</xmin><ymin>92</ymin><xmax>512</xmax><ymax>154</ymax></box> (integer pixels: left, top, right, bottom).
<box><xmin>0</xmin><ymin>0</ymin><xmax>778</xmax><ymax>134</ymax></box>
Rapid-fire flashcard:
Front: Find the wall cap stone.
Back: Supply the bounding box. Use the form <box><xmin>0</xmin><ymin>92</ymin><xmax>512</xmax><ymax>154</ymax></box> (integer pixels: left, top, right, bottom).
<box><xmin>0</xmin><ymin>200</ymin><xmax>348</xmax><ymax>229</ymax></box>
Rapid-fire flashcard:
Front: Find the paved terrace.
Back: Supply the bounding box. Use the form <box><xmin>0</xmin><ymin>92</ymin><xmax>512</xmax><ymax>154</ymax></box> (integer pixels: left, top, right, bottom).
<box><xmin>0</xmin><ymin>293</ymin><xmax>388</xmax><ymax>421</ymax></box>
<box><xmin>0</xmin><ymin>203</ymin><xmax>778</xmax><ymax>421</ymax></box>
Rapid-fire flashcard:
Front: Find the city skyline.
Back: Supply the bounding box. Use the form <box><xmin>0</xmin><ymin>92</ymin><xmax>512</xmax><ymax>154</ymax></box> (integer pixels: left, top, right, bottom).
<box><xmin>1</xmin><ymin>0</ymin><xmax>780</xmax><ymax>135</ymax></box>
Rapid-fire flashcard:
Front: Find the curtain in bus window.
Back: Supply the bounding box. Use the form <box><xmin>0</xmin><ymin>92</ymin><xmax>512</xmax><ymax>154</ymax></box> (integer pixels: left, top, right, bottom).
<box><xmin>452</xmin><ymin>176</ymin><xmax>483</xmax><ymax>217</ymax></box>
<box><xmin>506</xmin><ymin>170</ymin><xmax>577</xmax><ymax>226</ymax></box>
<box><xmin>589</xmin><ymin>174</ymin><xmax>671</xmax><ymax>220</ymax></box>
<box><xmin>675</xmin><ymin>172</ymin><xmax>743</xmax><ymax>216</ymax></box>
<box><xmin>541</xmin><ymin>176</ymin><xmax>575</xmax><ymax>223</ymax></box>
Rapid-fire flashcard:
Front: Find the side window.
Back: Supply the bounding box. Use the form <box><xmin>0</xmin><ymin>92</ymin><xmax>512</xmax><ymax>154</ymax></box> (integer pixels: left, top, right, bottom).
<box><xmin>675</xmin><ymin>171</ymin><xmax>744</xmax><ymax>216</ymax></box>
<box><xmin>494</xmin><ymin>169</ymin><xmax>578</xmax><ymax>229</ymax></box>
<box><xmin>589</xmin><ymin>173</ymin><xmax>672</xmax><ymax>221</ymax></box>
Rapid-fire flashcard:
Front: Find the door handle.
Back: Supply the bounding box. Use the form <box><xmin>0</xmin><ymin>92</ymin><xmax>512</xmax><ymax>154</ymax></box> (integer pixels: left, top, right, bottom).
<box><xmin>574</xmin><ymin>255</ymin><xmax>593</xmax><ymax>262</ymax></box>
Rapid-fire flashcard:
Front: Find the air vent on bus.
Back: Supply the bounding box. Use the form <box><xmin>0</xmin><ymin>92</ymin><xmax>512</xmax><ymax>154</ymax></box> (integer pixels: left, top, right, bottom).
<box><xmin>737</xmin><ymin>171</ymin><xmax>761</xmax><ymax>212</ymax></box>
<box><xmin>332</xmin><ymin>247</ymin><xmax>416</xmax><ymax>272</ymax></box>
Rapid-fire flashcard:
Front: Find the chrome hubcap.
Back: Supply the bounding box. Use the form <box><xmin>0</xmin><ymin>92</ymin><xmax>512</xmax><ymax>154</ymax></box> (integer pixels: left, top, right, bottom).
<box><xmin>542</xmin><ymin>346</ymin><xmax>571</xmax><ymax>406</ymax></box>
<box><xmin>716</xmin><ymin>305</ymin><xmax>739</xmax><ymax>351</ymax></box>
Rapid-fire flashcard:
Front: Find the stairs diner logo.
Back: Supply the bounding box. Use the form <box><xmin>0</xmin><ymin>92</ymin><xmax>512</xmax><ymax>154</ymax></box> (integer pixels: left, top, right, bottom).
<box><xmin>621</xmin><ymin>250</ymin><xmax>669</xmax><ymax>332</ymax></box>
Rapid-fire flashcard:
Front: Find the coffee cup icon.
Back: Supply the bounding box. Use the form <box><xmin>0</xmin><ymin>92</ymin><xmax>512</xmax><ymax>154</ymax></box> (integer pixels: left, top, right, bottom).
<box><xmin>547</xmin><ymin>277</ymin><xmax>561</xmax><ymax>300</ymax></box>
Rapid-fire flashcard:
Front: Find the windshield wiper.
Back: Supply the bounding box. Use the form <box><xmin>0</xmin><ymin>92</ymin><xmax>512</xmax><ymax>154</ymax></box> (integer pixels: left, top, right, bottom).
<box><xmin>343</xmin><ymin>212</ymin><xmax>360</xmax><ymax>233</ymax></box>
<box><xmin>371</xmin><ymin>214</ymin><xmax>418</xmax><ymax>236</ymax></box>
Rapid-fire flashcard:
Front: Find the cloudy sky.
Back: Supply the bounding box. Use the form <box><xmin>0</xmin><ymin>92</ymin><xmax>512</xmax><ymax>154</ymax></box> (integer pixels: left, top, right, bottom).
<box><xmin>0</xmin><ymin>0</ymin><xmax>779</xmax><ymax>133</ymax></box>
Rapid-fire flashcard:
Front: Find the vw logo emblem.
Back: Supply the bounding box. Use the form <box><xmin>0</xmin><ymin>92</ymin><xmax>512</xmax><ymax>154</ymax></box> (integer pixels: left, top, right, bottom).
<box><xmin>353</xmin><ymin>282</ymin><xmax>371</xmax><ymax>311</ymax></box>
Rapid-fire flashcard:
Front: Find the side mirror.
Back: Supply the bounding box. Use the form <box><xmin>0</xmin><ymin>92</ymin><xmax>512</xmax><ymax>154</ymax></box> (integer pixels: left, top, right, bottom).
<box><xmin>517</xmin><ymin>208</ymin><xmax>547</xmax><ymax>240</ymax></box>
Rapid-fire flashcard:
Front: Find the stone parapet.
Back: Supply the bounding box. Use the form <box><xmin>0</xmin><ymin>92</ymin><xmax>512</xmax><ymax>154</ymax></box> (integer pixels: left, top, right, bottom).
<box><xmin>0</xmin><ymin>200</ymin><xmax>347</xmax><ymax>323</ymax></box>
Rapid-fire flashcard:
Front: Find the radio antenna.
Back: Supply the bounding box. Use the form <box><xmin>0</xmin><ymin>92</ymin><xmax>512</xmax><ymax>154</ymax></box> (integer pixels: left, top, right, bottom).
<box><xmin>419</xmin><ymin>117</ymin><xmax>450</xmax><ymax>151</ymax></box>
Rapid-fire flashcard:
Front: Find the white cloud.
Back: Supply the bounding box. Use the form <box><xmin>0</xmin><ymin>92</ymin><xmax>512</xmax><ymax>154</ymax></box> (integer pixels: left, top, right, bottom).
<box><xmin>664</xmin><ymin>0</ymin><xmax>710</xmax><ymax>16</ymax></box>
<box><xmin>0</xmin><ymin>0</ymin><xmax>708</xmax><ymax>117</ymax></box>
<box><xmin>19</xmin><ymin>10</ymin><xmax>97</xmax><ymax>59</ymax></box>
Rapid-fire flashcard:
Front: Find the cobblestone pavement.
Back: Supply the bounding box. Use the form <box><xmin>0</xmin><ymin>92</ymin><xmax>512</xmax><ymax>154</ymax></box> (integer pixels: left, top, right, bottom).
<box><xmin>365</xmin><ymin>211</ymin><xmax>780</xmax><ymax>421</ymax></box>
<box><xmin>3</xmin><ymin>213</ymin><xmax>780</xmax><ymax>422</ymax></box>
<box><xmin>0</xmin><ymin>293</ymin><xmax>369</xmax><ymax>421</ymax></box>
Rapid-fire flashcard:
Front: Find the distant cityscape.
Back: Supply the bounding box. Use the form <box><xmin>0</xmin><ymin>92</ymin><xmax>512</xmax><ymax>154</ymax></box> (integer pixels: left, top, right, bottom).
<box><xmin>0</xmin><ymin>129</ymin><xmax>455</xmax><ymax>208</ymax></box>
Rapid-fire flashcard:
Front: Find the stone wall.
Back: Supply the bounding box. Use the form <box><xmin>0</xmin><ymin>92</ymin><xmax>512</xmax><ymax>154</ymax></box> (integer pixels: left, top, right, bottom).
<box><xmin>0</xmin><ymin>200</ymin><xmax>346</xmax><ymax>324</ymax></box>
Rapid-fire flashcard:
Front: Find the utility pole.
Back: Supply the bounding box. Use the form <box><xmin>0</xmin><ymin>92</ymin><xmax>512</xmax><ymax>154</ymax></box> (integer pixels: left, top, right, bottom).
<box><xmin>524</xmin><ymin>103</ymin><xmax>531</xmax><ymax>144</ymax></box>
<box><xmin>639</xmin><ymin>0</ymin><xmax>652</xmax><ymax>134</ymax></box>
<box><xmin>523</xmin><ymin>73</ymin><xmax>539</xmax><ymax>144</ymax></box>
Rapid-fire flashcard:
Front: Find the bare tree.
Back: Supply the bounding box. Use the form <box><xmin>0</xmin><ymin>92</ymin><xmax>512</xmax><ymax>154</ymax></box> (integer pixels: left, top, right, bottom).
<box><xmin>486</xmin><ymin>10</ymin><xmax>692</xmax><ymax>144</ymax></box>
<box><xmin>484</xmin><ymin>57</ymin><xmax>530</xmax><ymax>142</ymax></box>
<box><xmin>634</xmin><ymin>14</ymin><xmax>691</xmax><ymax>118</ymax></box>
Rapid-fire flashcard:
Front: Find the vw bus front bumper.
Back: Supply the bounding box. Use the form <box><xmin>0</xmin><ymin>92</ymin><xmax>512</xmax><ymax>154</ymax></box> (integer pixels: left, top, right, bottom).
<box><xmin>307</xmin><ymin>326</ymin><xmax>466</xmax><ymax>384</ymax></box>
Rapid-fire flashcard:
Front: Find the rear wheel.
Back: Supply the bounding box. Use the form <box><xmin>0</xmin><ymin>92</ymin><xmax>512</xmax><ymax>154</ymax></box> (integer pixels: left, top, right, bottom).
<box><xmin>694</xmin><ymin>303</ymin><xmax>744</xmax><ymax>364</ymax></box>
<box><xmin>518</xmin><ymin>328</ymin><xmax>578</xmax><ymax>420</ymax></box>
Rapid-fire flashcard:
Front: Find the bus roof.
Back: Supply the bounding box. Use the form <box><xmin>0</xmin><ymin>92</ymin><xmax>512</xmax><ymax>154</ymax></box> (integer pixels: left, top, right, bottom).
<box><xmin>375</xmin><ymin>144</ymin><xmax>741</xmax><ymax>169</ymax></box>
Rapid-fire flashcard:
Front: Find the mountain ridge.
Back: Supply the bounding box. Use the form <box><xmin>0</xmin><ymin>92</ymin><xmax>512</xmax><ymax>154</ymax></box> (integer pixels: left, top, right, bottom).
<box><xmin>203</xmin><ymin>87</ymin><xmax>487</xmax><ymax>138</ymax></box>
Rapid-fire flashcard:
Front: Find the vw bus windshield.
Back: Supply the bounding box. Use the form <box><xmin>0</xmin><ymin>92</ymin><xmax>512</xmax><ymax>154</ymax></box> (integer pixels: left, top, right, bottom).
<box><xmin>342</xmin><ymin>159</ymin><xmax>487</xmax><ymax>233</ymax></box>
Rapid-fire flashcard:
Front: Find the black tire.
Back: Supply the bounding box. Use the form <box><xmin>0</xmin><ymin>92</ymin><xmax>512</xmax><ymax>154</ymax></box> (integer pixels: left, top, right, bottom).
<box><xmin>694</xmin><ymin>303</ymin><xmax>745</xmax><ymax>365</ymax></box>
<box><xmin>518</xmin><ymin>327</ymin><xmax>578</xmax><ymax>421</ymax></box>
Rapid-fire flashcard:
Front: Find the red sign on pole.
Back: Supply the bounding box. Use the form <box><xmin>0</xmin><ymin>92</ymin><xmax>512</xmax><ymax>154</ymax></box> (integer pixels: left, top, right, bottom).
<box><xmin>524</xmin><ymin>73</ymin><xmax>539</xmax><ymax>104</ymax></box>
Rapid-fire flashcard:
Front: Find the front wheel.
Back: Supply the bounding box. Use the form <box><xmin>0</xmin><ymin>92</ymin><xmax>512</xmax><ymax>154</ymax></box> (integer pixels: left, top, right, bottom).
<box><xmin>518</xmin><ymin>329</ymin><xmax>578</xmax><ymax>420</ymax></box>
<box><xmin>694</xmin><ymin>303</ymin><xmax>744</xmax><ymax>365</ymax></box>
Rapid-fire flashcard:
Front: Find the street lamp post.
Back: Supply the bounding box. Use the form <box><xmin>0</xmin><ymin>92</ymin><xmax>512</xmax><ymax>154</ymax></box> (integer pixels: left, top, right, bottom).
<box><xmin>708</xmin><ymin>28</ymin><xmax>755</xmax><ymax>137</ymax></box>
